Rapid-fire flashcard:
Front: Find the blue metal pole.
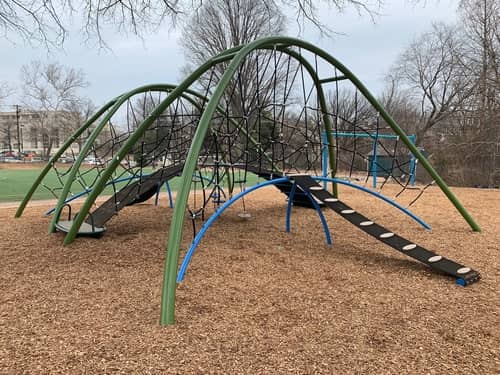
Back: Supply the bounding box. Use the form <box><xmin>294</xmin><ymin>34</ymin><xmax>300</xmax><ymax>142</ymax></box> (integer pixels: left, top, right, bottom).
<box><xmin>154</xmin><ymin>183</ymin><xmax>162</xmax><ymax>207</ymax></box>
<box><xmin>299</xmin><ymin>187</ymin><xmax>332</xmax><ymax>246</ymax></box>
<box><xmin>166</xmin><ymin>181</ymin><xmax>174</xmax><ymax>208</ymax></box>
<box><xmin>329</xmin><ymin>132</ymin><xmax>401</xmax><ymax>139</ymax></box>
<box><xmin>153</xmin><ymin>180</ymin><xmax>174</xmax><ymax>208</ymax></box>
<box><xmin>285</xmin><ymin>182</ymin><xmax>297</xmax><ymax>233</ymax></box>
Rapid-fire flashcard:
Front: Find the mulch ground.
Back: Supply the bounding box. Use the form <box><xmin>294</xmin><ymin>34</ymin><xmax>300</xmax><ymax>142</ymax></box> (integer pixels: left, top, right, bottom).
<box><xmin>0</xmin><ymin>185</ymin><xmax>498</xmax><ymax>374</ymax></box>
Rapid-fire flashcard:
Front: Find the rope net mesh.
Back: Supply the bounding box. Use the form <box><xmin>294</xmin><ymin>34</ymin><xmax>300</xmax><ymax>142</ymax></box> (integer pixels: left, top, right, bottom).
<box><xmin>43</xmin><ymin>89</ymin><xmax>201</xmax><ymax>223</ymax></box>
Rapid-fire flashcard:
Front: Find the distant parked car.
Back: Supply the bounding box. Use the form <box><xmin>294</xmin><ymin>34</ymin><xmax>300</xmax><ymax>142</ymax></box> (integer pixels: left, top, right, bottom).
<box><xmin>83</xmin><ymin>156</ymin><xmax>102</xmax><ymax>165</ymax></box>
<box><xmin>2</xmin><ymin>156</ymin><xmax>22</xmax><ymax>163</ymax></box>
<box><xmin>0</xmin><ymin>151</ymin><xmax>16</xmax><ymax>157</ymax></box>
<box><xmin>59</xmin><ymin>156</ymin><xmax>75</xmax><ymax>164</ymax></box>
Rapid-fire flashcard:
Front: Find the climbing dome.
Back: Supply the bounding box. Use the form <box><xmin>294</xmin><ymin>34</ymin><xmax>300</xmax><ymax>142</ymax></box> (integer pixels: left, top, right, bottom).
<box><xmin>16</xmin><ymin>37</ymin><xmax>480</xmax><ymax>326</ymax></box>
<box><xmin>16</xmin><ymin>84</ymin><xmax>204</xmax><ymax>233</ymax></box>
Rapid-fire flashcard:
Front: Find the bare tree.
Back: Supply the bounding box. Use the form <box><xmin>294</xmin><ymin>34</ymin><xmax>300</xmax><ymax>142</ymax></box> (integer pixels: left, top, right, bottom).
<box><xmin>385</xmin><ymin>4</ymin><xmax>499</xmax><ymax>186</ymax></box>
<box><xmin>0</xmin><ymin>0</ymin><xmax>181</xmax><ymax>49</ymax></box>
<box><xmin>181</xmin><ymin>0</ymin><xmax>293</xmax><ymax>172</ymax></box>
<box><xmin>21</xmin><ymin>61</ymin><xmax>89</xmax><ymax>159</ymax></box>
<box><xmin>0</xmin><ymin>83</ymin><xmax>15</xmax><ymax>152</ymax></box>
<box><xmin>62</xmin><ymin>97</ymin><xmax>96</xmax><ymax>153</ymax></box>
<box><xmin>378</xmin><ymin>77</ymin><xmax>421</xmax><ymax>136</ymax></box>
<box><xmin>328</xmin><ymin>88</ymin><xmax>374</xmax><ymax>132</ymax></box>
<box><xmin>458</xmin><ymin>0</ymin><xmax>500</xmax><ymax>185</ymax></box>
<box><xmin>0</xmin><ymin>0</ymin><xmax>383</xmax><ymax>49</ymax></box>
<box><xmin>460</xmin><ymin>0</ymin><xmax>500</xmax><ymax>102</ymax></box>
<box><xmin>389</xmin><ymin>22</ymin><xmax>475</xmax><ymax>146</ymax></box>
<box><xmin>181</xmin><ymin>0</ymin><xmax>287</xmax><ymax>116</ymax></box>
<box><xmin>182</xmin><ymin>0</ymin><xmax>286</xmax><ymax>64</ymax></box>
<box><xmin>0</xmin><ymin>82</ymin><xmax>11</xmax><ymax>104</ymax></box>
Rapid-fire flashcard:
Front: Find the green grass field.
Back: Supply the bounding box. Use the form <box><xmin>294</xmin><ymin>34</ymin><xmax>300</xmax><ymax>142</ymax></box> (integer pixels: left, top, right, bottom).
<box><xmin>0</xmin><ymin>168</ymin><xmax>60</xmax><ymax>202</ymax></box>
<box><xmin>0</xmin><ymin>165</ymin><xmax>260</xmax><ymax>202</ymax></box>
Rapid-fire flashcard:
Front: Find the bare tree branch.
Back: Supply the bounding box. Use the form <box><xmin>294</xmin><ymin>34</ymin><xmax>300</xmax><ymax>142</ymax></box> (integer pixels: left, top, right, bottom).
<box><xmin>0</xmin><ymin>0</ymin><xmax>384</xmax><ymax>50</ymax></box>
<box><xmin>385</xmin><ymin>2</ymin><xmax>500</xmax><ymax>186</ymax></box>
<box><xmin>20</xmin><ymin>61</ymin><xmax>89</xmax><ymax>158</ymax></box>
<box><xmin>0</xmin><ymin>82</ymin><xmax>13</xmax><ymax>105</ymax></box>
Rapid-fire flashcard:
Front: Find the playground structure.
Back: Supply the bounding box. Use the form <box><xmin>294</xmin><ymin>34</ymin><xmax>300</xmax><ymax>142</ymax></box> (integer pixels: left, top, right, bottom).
<box><xmin>15</xmin><ymin>37</ymin><xmax>480</xmax><ymax>326</ymax></box>
<box><xmin>321</xmin><ymin>131</ymin><xmax>418</xmax><ymax>188</ymax></box>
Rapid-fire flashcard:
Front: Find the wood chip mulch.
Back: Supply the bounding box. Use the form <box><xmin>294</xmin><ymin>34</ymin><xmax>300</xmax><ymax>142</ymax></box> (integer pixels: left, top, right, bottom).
<box><xmin>0</xmin><ymin>185</ymin><xmax>499</xmax><ymax>374</ymax></box>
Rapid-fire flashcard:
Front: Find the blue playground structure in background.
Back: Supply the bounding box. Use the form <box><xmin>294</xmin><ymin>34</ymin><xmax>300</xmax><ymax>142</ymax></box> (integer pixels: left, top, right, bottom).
<box><xmin>322</xmin><ymin>131</ymin><xmax>417</xmax><ymax>188</ymax></box>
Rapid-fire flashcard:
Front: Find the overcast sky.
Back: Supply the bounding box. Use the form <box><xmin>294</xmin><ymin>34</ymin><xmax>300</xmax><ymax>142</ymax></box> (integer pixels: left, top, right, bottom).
<box><xmin>0</xmin><ymin>0</ymin><xmax>460</xmax><ymax>108</ymax></box>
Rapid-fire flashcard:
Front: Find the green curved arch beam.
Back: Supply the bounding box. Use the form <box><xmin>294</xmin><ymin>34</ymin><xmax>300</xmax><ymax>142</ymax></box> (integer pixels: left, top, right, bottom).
<box><xmin>159</xmin><ymin>36</ymin><xmax>480</xmax><ymax>325</ymax></box>
<box><xmin>47</xmin><ymin>84</ymin><xmax>209</xmax><ymax>234</ymax></box>
<box><xmin>18</xmin><ymin>41</ymin><xmax>262</xmax><ymax>222</ymax></box>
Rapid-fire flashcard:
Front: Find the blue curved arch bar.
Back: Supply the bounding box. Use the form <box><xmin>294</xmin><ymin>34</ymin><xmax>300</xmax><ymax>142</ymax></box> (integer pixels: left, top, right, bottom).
<box><xmin>285</xmin><ymin>181</ymin><xmax>332</xmax><ymax>245</ymax></box>
<box><xmin>154</xmin><ymin>180</ymin><xmax>174</xmax><ymax>208</ymax></box>
<box><xmin>177</xmin><ymin>177</ymin><xmax>333</xmax><ymax>282</ymax></box>
<box><xmin>313</xmin><ymin>176</ymin><xmax>431</xmax><ymax>230</ymax></box>
<box><xmin>177</xmin><ymin>178</ymin><xmax>287</xmax><ymax>282</ymax></box>
<box><xmin>165</xmin><ymin>181</ymin><xmax>173</xmax><ymax>208</ymax></box>
<box><xmin>299</xmin><ymin>186</ymin><xmax>332</xmax><ymax>246</ymax></box>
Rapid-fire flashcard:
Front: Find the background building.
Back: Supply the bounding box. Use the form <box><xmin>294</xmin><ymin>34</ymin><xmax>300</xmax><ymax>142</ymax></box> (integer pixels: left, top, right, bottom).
<box><xmin>0</xmin><ymin>109</ymin><xmax>81</xmax><ymax>159</ymax></box>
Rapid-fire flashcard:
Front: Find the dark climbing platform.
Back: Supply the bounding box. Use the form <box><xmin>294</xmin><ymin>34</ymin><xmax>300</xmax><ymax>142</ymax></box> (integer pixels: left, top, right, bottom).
<box><xmin>55</xmin><ymin>164</ymin><xmax>184</xmax><ymax>236</ymax></box>
<box><xmin>290</xmin><ymin>174</ymin><xmax>480</xmax><ymax>286</ymax></box>
<box><xmin>86</xmin><ymin>164</ymin><xmax>184</xmax><ymax>228</ymax></box>
<box><xmin>245</xmin><ymin>166</ymin><xmax>323</xmax><ymax>209</ymax></box>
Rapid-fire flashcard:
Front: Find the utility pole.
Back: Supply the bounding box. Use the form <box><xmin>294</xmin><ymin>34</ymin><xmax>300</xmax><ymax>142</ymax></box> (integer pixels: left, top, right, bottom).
<box><xmin>6</xmin><ymin>123</ymin><xmax>12</xmax><ymax>152</ymax></box>
<box><xmin>15</xmin><ymin>105</ymin><xmax>21</xmax><ymax>154</ymax></box>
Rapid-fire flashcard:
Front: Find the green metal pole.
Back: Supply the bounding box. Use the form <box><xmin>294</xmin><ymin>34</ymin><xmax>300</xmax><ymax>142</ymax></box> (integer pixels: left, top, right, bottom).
<box><xmin>160</xmin><ymin>57</ymin><xmax>251</xmax><ymax>325</ymax></box>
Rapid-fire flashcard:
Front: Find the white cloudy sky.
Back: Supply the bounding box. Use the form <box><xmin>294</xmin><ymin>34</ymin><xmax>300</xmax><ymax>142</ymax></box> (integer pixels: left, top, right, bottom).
<box><xmin>0</xmin><ymin>0</ymin><xmax>460</xmax><ymax>107</ymax></box>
